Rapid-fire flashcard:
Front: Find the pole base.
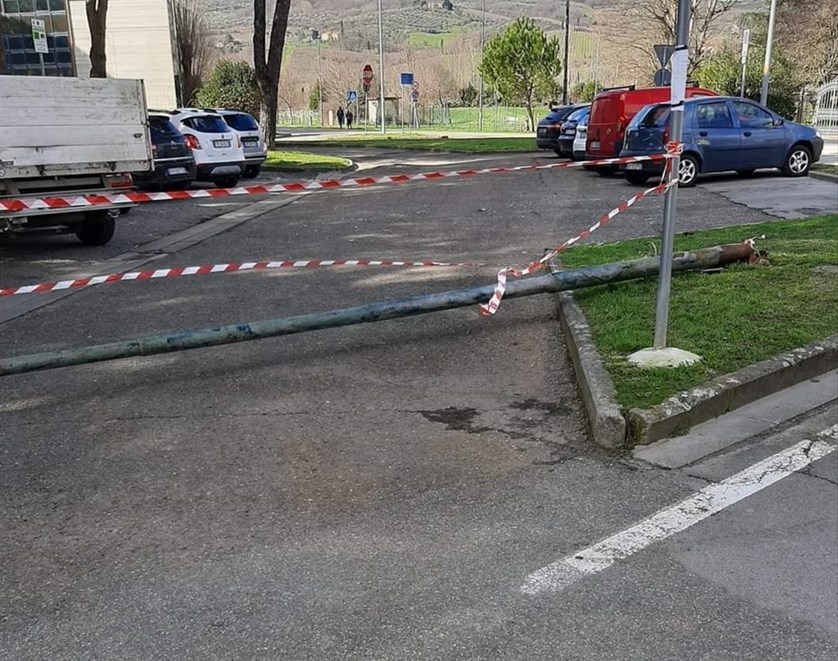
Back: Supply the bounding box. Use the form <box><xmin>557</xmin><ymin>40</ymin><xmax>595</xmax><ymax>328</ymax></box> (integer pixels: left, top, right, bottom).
<box><xmin>628</xmin><ymin>347</ymin><xmax>702</xmax><ymax>369</ymax></box>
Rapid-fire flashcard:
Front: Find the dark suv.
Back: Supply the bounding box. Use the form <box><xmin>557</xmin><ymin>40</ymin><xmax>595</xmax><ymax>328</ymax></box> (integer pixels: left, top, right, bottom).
<box><xmin>133</xmin><ymin>113</ymin><xmax>197</xmax><ymax>190</ymax></box>
<box><xmin>536</xmin><ymin>104</ymin><xmax>587</xmax><ymax>155</ymax></box>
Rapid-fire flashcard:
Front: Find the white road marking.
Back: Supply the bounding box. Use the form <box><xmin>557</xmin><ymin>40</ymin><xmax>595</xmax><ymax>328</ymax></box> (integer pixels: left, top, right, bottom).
<box><xmin>521</xmin><ymin>427</ymin><xmax>838</xmax><ymax>595</ymax></box>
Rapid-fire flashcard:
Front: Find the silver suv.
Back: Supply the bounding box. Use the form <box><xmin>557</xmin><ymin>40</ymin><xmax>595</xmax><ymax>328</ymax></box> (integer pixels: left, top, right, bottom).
<box><xmin>213</xmin><ymin>109</ymin><xmax>267</xmax><ymax>178</ymax></box>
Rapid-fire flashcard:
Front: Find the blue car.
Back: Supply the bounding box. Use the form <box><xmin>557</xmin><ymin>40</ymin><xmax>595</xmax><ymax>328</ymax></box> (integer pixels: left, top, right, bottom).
<box><xmin>619</xmin><ymin>96</ymin><xmax>824</xmax><ymax>187</ymax></box>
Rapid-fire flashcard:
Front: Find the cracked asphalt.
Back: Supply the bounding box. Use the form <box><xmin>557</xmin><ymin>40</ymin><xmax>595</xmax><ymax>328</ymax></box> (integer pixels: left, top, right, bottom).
<box><xmin>1</xmin><ymin>149</ymin><xmax>836</xmax><ymax>659</ymax></box>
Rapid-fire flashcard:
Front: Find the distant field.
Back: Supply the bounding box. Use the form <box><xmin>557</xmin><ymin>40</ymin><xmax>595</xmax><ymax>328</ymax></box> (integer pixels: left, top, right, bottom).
<box><xmin>407</xmin><ymin>29</ymin><xmax>464</xmax><ymax>48</ymax></box>
<box><xmin>431</xmin><ymin>106</ymin><xmax>531</xmax><ymax>132</ymax></box>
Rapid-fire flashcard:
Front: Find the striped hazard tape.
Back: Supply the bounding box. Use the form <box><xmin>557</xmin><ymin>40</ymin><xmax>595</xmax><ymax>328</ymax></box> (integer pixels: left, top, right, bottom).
<box><xmin>0</xmin><ymin>153</ymin><xmax>672</xmax><ymax>213</ymax></box>
<box><xmin>479</xmin><ymin>179</ymin><xmax>677</xmax><ymax>316</ymax></box>
<box><xmin>0</xmin><ymin>258</ymin><xmax>483</xmax><ymax>298</ymax></box>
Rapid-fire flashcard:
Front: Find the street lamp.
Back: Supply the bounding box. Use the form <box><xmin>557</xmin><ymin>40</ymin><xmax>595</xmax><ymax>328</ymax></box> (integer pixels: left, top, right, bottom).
<box><xmin>562</xmin><ymin>0</ymin><xmax>570</xmax><ymax>104</ymax></box>
<box><xmin>312</xmin><ymin>29</ymin><xmax>323</xmax><ymax>126</ymax></box>
<box><xmin>478</xmin><ymin>0</ymin><xmax>485</xmax><ymax>133</ymax></box>
<box><xmin>759</xmin><ymin>0</ymin><xmax>778</xmax><ymax>106</ymax></box>
<box><xmin>377</xmin><ymin>0</ymin><xmax>386</xmax><ymax>134</ymax></box>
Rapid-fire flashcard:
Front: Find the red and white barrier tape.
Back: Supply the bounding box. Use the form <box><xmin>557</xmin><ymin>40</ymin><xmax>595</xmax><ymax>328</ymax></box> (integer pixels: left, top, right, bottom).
<box><xmin>0</xmin><ymin>257</ymin><xmax>484</xmax><ymax>298</ymax></box>
<box><xmin>0</xmin><ymin>153</ymin><xmax>672</xmax><ymax>213</ymax></box>
<box><xmin>479</xmin><ymin>179</ymin><xmax>677</xmax><ymax>316</ymax></box>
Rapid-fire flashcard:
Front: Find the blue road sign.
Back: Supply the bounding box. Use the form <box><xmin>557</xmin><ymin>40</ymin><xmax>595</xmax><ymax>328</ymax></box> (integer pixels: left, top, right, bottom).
<box><xmin>347</xmin><ymin>90</ymin><xmax>357</xmax><ymax>102</ymax></box>
<box><xmin>400</xmin><ymin>72</ymin><xmax>414</xmax><ymax>86</ymax></box>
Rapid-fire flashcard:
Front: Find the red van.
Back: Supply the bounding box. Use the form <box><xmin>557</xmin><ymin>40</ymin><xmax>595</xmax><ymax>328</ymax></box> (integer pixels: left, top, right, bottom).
<box><xmin>586</xmin><ymin>85</ymin><xmax>716</xmax><ymax>173</ymax></box>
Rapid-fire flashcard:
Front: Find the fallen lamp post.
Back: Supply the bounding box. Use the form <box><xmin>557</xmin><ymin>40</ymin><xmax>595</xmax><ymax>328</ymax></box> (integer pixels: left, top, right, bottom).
<box><xmin>0</xmin><ymin>243</ymin><xmax>755</xmax><ymax>377</ymax></box>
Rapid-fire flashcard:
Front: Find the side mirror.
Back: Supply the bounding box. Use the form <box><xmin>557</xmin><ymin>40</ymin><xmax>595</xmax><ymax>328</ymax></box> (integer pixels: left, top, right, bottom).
<box><xmin>774</xmin><ymin>117</ymin><xmax>785</xmax><ymax>127</ymax></box>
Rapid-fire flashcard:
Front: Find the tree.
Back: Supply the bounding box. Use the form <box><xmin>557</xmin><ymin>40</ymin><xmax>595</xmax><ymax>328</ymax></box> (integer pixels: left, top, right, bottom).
<box><xmin>309</xmin><ymin>81</ymin><xmax>323</xmax><ymax>113</ymax></box>
<box><xmin>458</xmin><ymin>83</ymin><xmax>479</xmax><ymax>107</ymax></box>
<box><xmin>195</xmin><ymin>61</ymin><xmax>261</xmax><ymax>117</ymax></box>
<box><xmin>479</xmin><ymin>18</ymin><xmax>562</xmax><ymax>129</ymax></box>
<box><xmin>172</xmin><ymin>0</ymin><xmax>213</xmax><ymax>105</ymax></box>
<box><xmin>776</xmin><ymin>0</ymin><xmax>838</xmax><ymax>87</ymax></box>
<box><xmin>694</xmin><ymin>17</ymin><xmax>800</xmax><ymax>118</ymax></box>
<box><xmin>254</xmin><ymin>0</ymin><xmax>292</xmax><ymax>148</ymax></box>
<box><xmin>622</xmin><ymin>0</ymin><xmax>736</xmax><ymax>77</ymax></box>
<box><xmin>85</xmin><ymin>0</ymin><xmax>109</xmax><ymax>78</ymax></box>
<box><xmin>571</xmin><ymin>81</ymin><xmax>601</xmax><ymax>103</ymax></box>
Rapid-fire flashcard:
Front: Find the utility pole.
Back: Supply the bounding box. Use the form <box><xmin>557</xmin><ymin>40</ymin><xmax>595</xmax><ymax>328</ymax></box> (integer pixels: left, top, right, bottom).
<box><xmin>478</xmin><ymin>0</ymin><xmax>486</xmax><ymax>132</ymax></box>
<box><xmin>377</xmin><ymin>0</ymin><xmax>386</xmax><ymax>134</ymax></box>
<box><xmin>562</xmin><ymin>0</ymin><xmax>570</xmax><ymax>104</ymax></box>
<box><xmin>316</xmin><ymin>36</ymin><xmax>323</xmax><ymax>126</ymax></box>
<box><xmin>760</xmin><ymin>0</ymin><xmax>778</xmax><ymax>106</ymax></box>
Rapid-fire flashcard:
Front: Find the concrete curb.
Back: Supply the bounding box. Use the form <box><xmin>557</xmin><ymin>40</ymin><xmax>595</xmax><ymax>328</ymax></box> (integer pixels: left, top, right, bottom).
<box><xmin>810</xmin><ymin>170</ymin><xmax>838</xmax><ymax>184</ymax></box>
<box><xmin>627</xmin><ymin>335</ymin><xmax>838</xmax><ymax>445</ymax></box>
<box><xmin>548</xmin><ymin>260</ymin><xmax>626</xmax><ymax>448</ymax></box>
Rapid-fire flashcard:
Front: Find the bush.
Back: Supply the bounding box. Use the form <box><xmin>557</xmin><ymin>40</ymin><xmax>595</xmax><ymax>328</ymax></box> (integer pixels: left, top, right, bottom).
<box><xmin>195</xmin><ymin>60</ymin><xmax>260</xmax><ymax>117</ymax></box>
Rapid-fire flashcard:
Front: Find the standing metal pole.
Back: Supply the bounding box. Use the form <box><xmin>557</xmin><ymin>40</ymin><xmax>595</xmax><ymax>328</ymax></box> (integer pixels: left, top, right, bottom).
<box><xmin>477</xmin><ymin>0</ymin><xmax>486</xmax><ymax>132</ymax></box>
<box><xmin>317</xmin><ymin>38</ymin><xmax>323</xmax><ymax>126</ymax></box>
<box><xmin>759</xmin><ymin>0</ymin><xmax>778</xmax><ymax>106</ymax></box>
<box><xmin>562</xmin><ymin>0</ymin><xmax>570</xmax><ymax>104</ymax></box>
<box><xmin>377</xmin><ymin>0</ymin><xmax>386</xmax><ymax>134</ymax></box>
<box><xmin>739</xmin><ymin>28</ymin><xmax>750</xmax><ymax>98</ymax></box>
<box><xmin>652</xmin><ymin>0</ymin><xmax>691</xmax><ymax>349</ymax></box>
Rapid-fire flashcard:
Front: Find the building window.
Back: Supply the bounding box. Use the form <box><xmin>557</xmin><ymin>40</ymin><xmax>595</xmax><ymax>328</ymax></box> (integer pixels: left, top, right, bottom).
<box><xmin>1</xmin><ymin>0</ymin><xmax>74</xmax><ymax>76</ymax></box>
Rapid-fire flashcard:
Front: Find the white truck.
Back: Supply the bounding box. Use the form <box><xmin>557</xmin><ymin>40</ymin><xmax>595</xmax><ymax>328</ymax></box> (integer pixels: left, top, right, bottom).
<box><xmin>0</xmin><ymin>75</ymin><xmax>153</xmax><ymax>246</ymax></box>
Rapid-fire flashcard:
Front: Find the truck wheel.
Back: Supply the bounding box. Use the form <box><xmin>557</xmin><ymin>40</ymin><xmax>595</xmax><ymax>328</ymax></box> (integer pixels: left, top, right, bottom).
<box><xmin>75</xmin><ymin>212</ymin><xmax>115</xmax><ymax>246</ymax></box>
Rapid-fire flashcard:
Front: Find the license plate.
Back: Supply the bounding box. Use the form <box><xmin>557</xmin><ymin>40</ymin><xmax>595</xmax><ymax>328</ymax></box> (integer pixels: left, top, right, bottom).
<box><xmin>564</xmin><ymin>129</ymin><xmax>575</xmax><ymax>135</ymax></box>
<box><xmin>213</xmin><ymin>139</ymin><xmax>231</xmax><ymax>148</ymax></box>
<box><xmin>242</xmin><ymin>137</ymin><xmax>258</xmax><ymax>145</ymax></box>
<box><xmin>537</xmin><ymin>127</ymin><xmax>547</xmax><ymax>135</ymax></box>
<box><xmin>590</xmin><ymin>140</ymin><xmax>600</xmax><ymax>150</ymax></box>
<box><xmin>624</xmin><ymin>163</ymin><xmax>643</xmax><ymax>171</ymax></box>
<box><xmin>167</xmin><ymin>167</ymin><xmax>188</xmax><ymax>175</ymax></box>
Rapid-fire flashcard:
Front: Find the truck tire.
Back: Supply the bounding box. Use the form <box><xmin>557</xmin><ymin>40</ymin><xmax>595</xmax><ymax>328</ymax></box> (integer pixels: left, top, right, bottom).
<box><xmin>75</xmin><ymin>212</ymin><xmax>115</xmax><ymax>246</ymax></box>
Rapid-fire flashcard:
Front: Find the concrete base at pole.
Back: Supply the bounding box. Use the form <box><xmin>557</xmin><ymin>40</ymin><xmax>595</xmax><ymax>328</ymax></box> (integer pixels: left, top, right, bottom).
<box><xmin>628</xmin><ymin>347</ymin><xmax>702</xmax><ymax>369</ymax></box>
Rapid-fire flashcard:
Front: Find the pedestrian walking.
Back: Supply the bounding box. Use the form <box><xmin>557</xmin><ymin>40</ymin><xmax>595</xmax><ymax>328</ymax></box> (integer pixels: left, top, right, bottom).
<box><xmin>345</xmin><ymin>109</ymin><xmax>354</xmax><ymax>129</ymax></box>
<box><xmin>337</xmin><ymin>106</ymin><xmax>345</xmax><ymax>129</ymax></box>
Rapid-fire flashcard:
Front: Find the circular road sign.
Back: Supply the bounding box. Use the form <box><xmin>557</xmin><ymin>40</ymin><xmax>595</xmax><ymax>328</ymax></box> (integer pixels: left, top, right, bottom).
<box><xmin>410</xmin><ymin>89</ymin><xmax>419</xmax><ymax>103</ymax></box>
<box><xmin>362</xmin><ymin>64</ymin><xmax>374</xmax><ymax>85</ymax></box>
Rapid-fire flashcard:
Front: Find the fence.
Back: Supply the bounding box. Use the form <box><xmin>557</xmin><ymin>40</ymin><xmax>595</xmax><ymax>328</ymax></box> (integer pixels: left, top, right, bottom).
<box><xmin>813</xmin><ymin>80</ymin><xmax>838</xmax><ymax>137</ymax></box>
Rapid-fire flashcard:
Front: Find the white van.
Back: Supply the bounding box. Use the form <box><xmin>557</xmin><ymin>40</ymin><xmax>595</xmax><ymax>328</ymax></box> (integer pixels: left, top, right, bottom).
<box><xmin>167</xmin><ymin>109</ymin><xmax>245</xmax><ymax>188</ymax></box>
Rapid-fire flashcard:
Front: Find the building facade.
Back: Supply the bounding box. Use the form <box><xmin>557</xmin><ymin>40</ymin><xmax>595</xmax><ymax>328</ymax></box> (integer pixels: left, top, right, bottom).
<box><xmin>1</xmin><ymin>0</ymin><xmax>178</xmax><ymax>109</ymax></box>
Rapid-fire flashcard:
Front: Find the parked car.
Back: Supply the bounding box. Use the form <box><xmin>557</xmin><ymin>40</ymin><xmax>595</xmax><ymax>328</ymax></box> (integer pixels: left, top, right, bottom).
<box><xmin>166</xmin><ymin>109</ymin><xmax>245</xmax><ymax>188</ymax></box>
<box><xmin>212</xmin><ymin>109</ymin><xmax>267</xmax><ymax>178</ymax></box>
<box><xmin>132</xmin><ymin>113</ymin><xmax>196</xmax><ymax>191</ymax></box>
<box><xmin>586</xmin><ymin>85</ymin><xmax>717</xmax><ymax>174</ymax></box>
<box><xmin>573</xmin><ymin>112</ymin><xmax>590</xmax><ymax>161</ymax></box>
<box><xmin>536</xmin><ymin>104</ymin><xmax>587</xmax><ymax>155</ymax></box>
<box><xmin>557</xmin><ymin>105</ymin><xmax>591</xmax><ymax>159</ymax></box>
<box><xmin>619</xmin><ymin>97</ymin><xmax>825</xmax><ymax>187</ymax></box>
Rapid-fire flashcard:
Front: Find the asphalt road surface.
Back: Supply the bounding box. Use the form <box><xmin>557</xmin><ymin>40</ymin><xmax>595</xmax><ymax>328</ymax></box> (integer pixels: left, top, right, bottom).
<box><xmin>1</xmin><ymin>150</ymin><xmax>836</xmax><ymax>660</ymax></box>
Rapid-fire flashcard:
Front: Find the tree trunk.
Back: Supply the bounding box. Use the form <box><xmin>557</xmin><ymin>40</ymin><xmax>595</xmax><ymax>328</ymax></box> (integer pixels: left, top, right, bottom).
<box><xmin>253</xmin><ymin>0</ymin><xmax>292</xmax><ymax>149</ymax></box>
<box><xmin>86</xmin><ymin>0</ymin><xmax>109</xmax><ymax>78</ymax></box>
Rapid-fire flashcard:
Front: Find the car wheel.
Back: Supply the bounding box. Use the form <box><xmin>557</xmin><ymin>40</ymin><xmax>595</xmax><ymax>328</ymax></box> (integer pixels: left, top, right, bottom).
<box><xmin>678</xmin><ymin>154</ymin><xmax>699</xmax><ymax>187</ymax></box>
<box><xmin>215</xmin><ymin>177</ymin><xmax>240</xmax><ymax>189</ymax></box>
<box><xmin>624</xmin><ymin>171</ymin><xmax>650</xmax><ymax>185</ymax></box>
<box><xmin>553</xmin><ymin>148</ymin><xmax>565</xmax><ymax>158</ymax></box>
<box><xmin>736</xmin><ymin>169</ymin><xmax>755</xmax><ymax>177</ymax></box>
<box><xmin>164</xmin><ymin>181</ymin><xmax>192</xmax><ymax>191</ymax></box>
<box><xmin>596</xmin><ymin>166</ymin><xmax>618</xmax><ymax>177</ymax></box>
<box><xmin>74</xmin><ymin>211</ymin><xmax>115</xmax><ymax>246</ymax></box>
<box><xmin>243</xmin><ymin>165</ymin><xmax>262</xmax><ymax>178</ymax></box>
<box><xmin>782</xmin><ymin>145</ymin><xmax>811</xmax><ymax>177</ymax></box>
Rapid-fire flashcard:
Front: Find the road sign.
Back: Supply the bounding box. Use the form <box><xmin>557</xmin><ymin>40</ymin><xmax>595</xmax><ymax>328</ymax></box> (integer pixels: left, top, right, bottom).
<box><xmin>653</xmin><ymin>68</ymin><xmax>671</xmax><ymax>86</ymax></box>
<box><xmin>400</xmin><ymin>72</ymin><xmax>414</xmax><ymax>86</ymax></box>
<box><xmin>653</xmin><ymin>44</ymin><xmax>675</xmax><ymax>68</ymax></box>
<box><xmin>740</xmin><ymin>29</ymin><xmax>750</xmax><ymax>65</ymax></box>
<box><xmin>362</xmin><ymin>64</ymin><xmax>374</xmax><ymax>85</ymax></box>
<box><xmin>31</xmin><ymin>18</ymin><xmax>48</xmax><ymax>54</ymax></box>
<box><xmin>412</xmin><ymin>81</ymin><xmax>419</xmax><ymax>91</ymax></box>
<box><xmin>410</xmin><ymin>89</ymin><xmax>419</xmax><ymax>103</ymax></box>
<box><xmin>347</xmin><ymin>90</ymin><xmax>357</xmax><ymax>103</ymax></box>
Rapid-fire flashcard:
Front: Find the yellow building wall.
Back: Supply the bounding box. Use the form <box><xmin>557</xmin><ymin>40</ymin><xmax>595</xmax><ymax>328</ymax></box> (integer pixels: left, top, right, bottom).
<box><xmin>69</xmin><ymin>0</ymin><xmax>177</xmax><ymax>109</ymax></box>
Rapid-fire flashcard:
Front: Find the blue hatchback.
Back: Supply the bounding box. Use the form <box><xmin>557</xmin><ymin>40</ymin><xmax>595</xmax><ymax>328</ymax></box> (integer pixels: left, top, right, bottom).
<box><xmin>619</xmin><ymin>97</ymin><xmax>824</xmax><ymax>186</ymax></box>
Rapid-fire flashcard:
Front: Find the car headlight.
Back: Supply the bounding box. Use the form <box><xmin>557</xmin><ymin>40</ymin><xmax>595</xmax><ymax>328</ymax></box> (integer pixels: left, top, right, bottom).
<box><xmin>815</xmin><ymin>130</ymin><xmax>822</xmax><ymax>138</ymax></box>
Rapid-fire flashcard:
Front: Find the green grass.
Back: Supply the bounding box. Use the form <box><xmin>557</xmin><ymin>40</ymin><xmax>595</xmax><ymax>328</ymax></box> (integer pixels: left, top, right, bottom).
<box><xmin>558</xmin><ymin>216</ymin><xmax>838</xmax><ymax>410</ymax></box>
<box><xmin>812</xmin><ymin>163</ymin><xmax>838</xmax><ymax>175</ymax></box>
<box><xmin>407</xmin><ymin>29</ymin><xmax>462</xmax><ymax>48</ymax></box>
<box><xmin>276</xmin><ymin>135</ymin><xmax>535</xmax><ymax>153</ymax></box>
<box><xmin>263</xmin><ymin>150</ymin><xmax>353</xmax><ymax>172</ymax></box>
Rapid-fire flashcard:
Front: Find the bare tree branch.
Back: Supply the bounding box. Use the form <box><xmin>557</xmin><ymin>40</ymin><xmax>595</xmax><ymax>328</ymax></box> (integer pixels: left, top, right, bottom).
<box><xmin>172</xmin><ymin>0</ymin><xmax>213</xmax><ymax>105</ymax></box>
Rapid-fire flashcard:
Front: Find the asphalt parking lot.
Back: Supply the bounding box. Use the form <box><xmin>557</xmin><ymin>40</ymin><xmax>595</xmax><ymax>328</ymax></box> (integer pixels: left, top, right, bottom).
<box><xmin>1</xmin><ymin>150</ymin><xmax>836</xmax><ymax>659</ymax></box>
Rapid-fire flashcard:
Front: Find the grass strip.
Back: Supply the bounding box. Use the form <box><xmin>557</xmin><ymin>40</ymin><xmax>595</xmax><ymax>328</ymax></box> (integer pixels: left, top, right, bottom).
<box><xmin>558</xmin><ymin>215</ymin><xmax>838</xmax><ymax>410</ymax></box>
<box><xmin>277</xmin><ymin>135</ymin><xmax>535</xmax><ymax>153</ymax></box>
<box><xmin>263</xmin><ymin>150</ymin><xmax>352</xmax><ymax>172</ymax></box>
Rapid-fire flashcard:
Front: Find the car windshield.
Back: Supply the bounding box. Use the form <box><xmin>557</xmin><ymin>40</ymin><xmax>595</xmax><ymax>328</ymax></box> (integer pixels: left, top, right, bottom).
<box><xmin>184</xmin><ymin>116</ymin><xmax>230</xmax><ymax>133</ymax></box>
<box><xmin>223</xmin><ymin>113</ymin><xmax>260</xmax><ymax>131</ymax></box>
<box><xmin>567</xmin><ymin>107</ymin><xmax>589</xmax><ymax>122</ymax></box>
<box><xmin>148</xmin><ymin>116</ymin><xmax>183</xmax><ymax>143</ymax></box>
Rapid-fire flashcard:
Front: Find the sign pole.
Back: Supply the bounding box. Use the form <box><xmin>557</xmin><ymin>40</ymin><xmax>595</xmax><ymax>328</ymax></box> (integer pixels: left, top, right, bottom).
<box><xmin>652</xmin><ymin>0</ymin><xmax>690</xmax><ymax>351</ymax></box>
<box><xmin>739</xmin><ymin>29</ymin><xmax>750</xmax><ymax>98</ymax></box>
<box><xmin>760</xmin><ymin>0</ymin><xmax>778</xmax><ymax>106</ymax></box>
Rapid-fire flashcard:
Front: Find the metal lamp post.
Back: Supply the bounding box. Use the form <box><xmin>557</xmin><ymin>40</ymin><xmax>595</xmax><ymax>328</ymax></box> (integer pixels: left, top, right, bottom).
<box><xmin>760</xmin><ymin>0</ymin><xmax>778</xmax><ymax>106</ymax></box>
<box><xmin>477</xmin><ymin>0</ymin><xmax>486</xmax><ymax>133</ymax></box>
<box><xmin>377</xmin><ymin>0</ymin><xmax>386</xmax><ymax>134</ymax></box>
<box><xmin>562</xmin><ymin>0</ymin><xmax>570</xmax><ymax>104</ymax></box>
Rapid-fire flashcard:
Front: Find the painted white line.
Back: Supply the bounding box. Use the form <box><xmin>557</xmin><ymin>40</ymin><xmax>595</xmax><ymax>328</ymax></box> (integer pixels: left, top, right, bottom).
<box><xmin>521</xmin><ymin>431</ymin><xmax>837</xmax><ymax>595</ymax></box>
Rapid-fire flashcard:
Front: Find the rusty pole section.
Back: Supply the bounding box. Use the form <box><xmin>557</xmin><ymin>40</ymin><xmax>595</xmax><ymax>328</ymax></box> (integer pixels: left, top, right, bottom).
<box><xmin>0</xmin><ymin>244</ymin><xmax>754</xmax><ymax>377</ymax></box>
